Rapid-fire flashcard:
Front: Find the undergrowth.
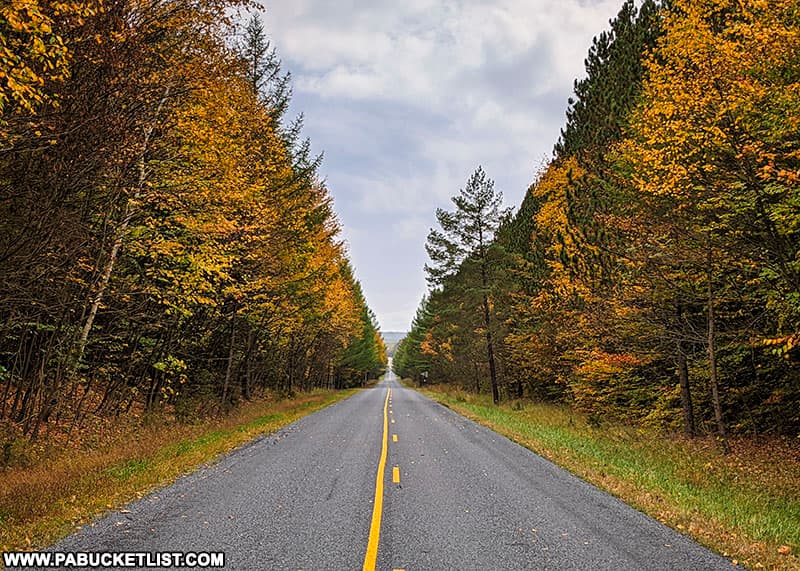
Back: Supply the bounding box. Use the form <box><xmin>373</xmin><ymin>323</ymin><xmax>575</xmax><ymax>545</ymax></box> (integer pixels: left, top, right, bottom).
<box><xmin>0</xmin><ymin>389</ymin><xmax>356</xmax><ymax>554</ymax></box>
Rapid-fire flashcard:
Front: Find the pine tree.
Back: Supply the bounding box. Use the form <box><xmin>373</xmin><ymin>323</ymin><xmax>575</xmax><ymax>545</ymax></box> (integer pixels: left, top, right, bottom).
<box><xmin>240</xmin><ymin>14</ymin><xmax>274</xmax><ymax>96</ymax></box>
<box><xmin>425</xmin><ymin>167</ymin><xmax>511</xmax><ymax>404</ymax></box>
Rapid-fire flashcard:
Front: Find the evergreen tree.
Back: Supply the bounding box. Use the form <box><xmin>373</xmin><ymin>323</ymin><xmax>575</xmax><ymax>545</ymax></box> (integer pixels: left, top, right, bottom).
<box><xmin>393</xmin><ymin>296</ymin><xmax>433</xmax><ymax>383</ymax></box>
<box><xmin>425</xmin><ymin>167</ymin><xmax>511</xmax><ymax>404</ymax></box>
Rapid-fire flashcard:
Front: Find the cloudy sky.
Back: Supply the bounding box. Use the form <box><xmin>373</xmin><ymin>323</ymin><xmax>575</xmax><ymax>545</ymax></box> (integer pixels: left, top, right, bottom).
<box><xmin>262</xmin><ymin>0</ymin><xmax>624</xmax><ymax>332</ymax></box>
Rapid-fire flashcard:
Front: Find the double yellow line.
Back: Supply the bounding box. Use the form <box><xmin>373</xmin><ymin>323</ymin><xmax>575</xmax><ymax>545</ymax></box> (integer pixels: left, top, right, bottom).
<box><xmin>363</xmin><ymin>388</ymin><xmax>391</xmax><ymax>571</ymax></box>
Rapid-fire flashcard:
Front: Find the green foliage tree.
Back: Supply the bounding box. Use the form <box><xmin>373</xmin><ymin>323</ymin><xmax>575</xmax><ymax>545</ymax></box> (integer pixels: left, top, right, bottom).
<box><xmin>393</xmin><ymin>297</ymin><xmax>433</xmax><ymax>383</ymax></box>
<box><xmin>402</xmin><ymin>0</ymin><xmax>800</xmax><ymax>441</ymax></box>
<box><xmin>0</xmin><ymin>1</ymin><xmax>383</xmax><ymax>447</ymax></box>
<box><xmin>425</xmin><ymin>167</ymin><xmax>511</xmax><ymax>404</ymax></box>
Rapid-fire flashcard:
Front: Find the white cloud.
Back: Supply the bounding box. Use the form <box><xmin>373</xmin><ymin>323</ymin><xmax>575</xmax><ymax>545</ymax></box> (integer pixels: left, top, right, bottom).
<box><xmin>392</xmin><ymin>216</ymin><xmax>431</xmax><ymax>242</ymax></box>
<box><xmin>260</xmin><ymin>0</ymin><xmax>624</xmax><ymax>331</ymax></box>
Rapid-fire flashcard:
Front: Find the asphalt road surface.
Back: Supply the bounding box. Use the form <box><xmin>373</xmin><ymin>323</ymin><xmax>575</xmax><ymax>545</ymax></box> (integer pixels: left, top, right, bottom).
<box><xmin>40</xmin><ymin>371</ymin><xmax>733</xmax><ymax>570</ymax></box>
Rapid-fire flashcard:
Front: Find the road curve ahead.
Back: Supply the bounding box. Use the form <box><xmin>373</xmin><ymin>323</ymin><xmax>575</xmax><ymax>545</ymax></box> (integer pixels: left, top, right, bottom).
<box><xmin>44</xmin><ymin>371</ymin><xmax>733</xmax><ymax>570</ymax></box>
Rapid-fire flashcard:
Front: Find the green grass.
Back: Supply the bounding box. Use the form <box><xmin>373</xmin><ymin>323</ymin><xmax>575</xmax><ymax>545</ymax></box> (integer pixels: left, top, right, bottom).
<box><xmin>421</xmin><ymin>385</ymin><xmax>800</xmax><ymax>571</ymax></box>
<box><xmin>0</xmin><ymin>389</ymin><xmax>356</xmax><ymax>554</ymax></box>
<box><xmin>103</xmin><ymin>459</ymin><xmax>151</xmax><ymax>481</ymax></box>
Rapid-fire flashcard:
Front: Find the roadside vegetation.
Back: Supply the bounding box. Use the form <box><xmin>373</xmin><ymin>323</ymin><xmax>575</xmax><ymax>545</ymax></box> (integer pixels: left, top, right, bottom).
<box><xmin>396</xmin><ymin>6</ymin><xmax>800</xmax><ymax>563</ymax></box>
<box><xmin>395</xmin><ymin>5</ymin><xmax>799</xmax><ymax>562</ymax></box>
<box><xmin>0</xmin><ymin>389</ymin><xmax>356</xmax><ymax>553</ymax></box>
<box><xmin>397</xmin><ymin>0</ymin><xmax>800</xmax><ymax>444</ymax></box>
<box><xmin>1</xmin><ymin>1</ymin><xmax>385</xmax><ymax>463</ymax></box>
<box><xmin>420</xmin><ymin>384</ymin><xmax>799</xmax><ymax>571</ymax></box>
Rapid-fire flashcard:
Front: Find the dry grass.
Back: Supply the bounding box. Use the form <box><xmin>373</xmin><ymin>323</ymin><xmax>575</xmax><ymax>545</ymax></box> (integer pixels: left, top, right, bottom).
<box><xmin>0</xmin><ymin>389</ymin><xmax>356</xmax><ymax>554</ymax></box>
<box><xmin>420</xmin><ymin>384</ymin><xmax>800</xmax><ymax>571</ymax></box>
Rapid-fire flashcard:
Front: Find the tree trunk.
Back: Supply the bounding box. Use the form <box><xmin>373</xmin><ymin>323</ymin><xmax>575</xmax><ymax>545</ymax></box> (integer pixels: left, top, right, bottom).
<box><xmin>480</xmin><ymin>291</ymin><xmax>499</xmax><ymax>406</ymax></box>
<box><xmin>706</xmin><ymin>261</ymin><xmax>728</xmax><ymax>451</ymax></box>
<box><xmin>479</xmin><ymin>256</ymin><xmax>500</xmax><ymax>404</ymax></box>
<box><xmin>1</xmin><ymin>328</ymin><xmax>27</xmax><ymax>420</ymax></box>
<box><xmin>240</xmin><ymin>327</ymin><xmax>255</xmax><ymax>401</ymax></box>
<box><xmin>676</xmin><ymin>304</ymin><xmax>695</xmax><ymax>437</ymax></box>
<box><xmin>221</xmin><ymin>314</ymin><xmax>237</xmax><ymax>409</ymax></box>
<box><xmin>75</xmin><ymin>87</ymin><xmax>171</xmax><ymax>364</ymax></box>
<box><xmin>286</xmin><ymin>337</ymin><xmax>295</xmax><ymax>394</ymax></box>
<box><xmin>676</xmin><ymin>345</ymin><xmax>695</xmax><ymax>438</ymax></box>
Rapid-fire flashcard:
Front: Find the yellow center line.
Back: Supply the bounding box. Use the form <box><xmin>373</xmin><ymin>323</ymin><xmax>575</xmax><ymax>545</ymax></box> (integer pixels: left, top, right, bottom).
<box><xmin>363</xmin><ymin>387</ymin><xmax>391</xmax><ymax>571</ymax></box>
<box><xmin>392</xmin><ymin>434</ymin><xmax>398</xmax><ymax>443</ymax></box>
<box><xmin>392</xmin><ymin>466</ymin><xmax>400</xmax><ymax>484</ymax></box>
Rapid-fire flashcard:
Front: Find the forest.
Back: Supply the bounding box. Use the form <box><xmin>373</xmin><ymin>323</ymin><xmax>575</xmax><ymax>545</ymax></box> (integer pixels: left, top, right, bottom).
<box><xmin>0</xmin><ymin>0</ymin><xmax>386</xmax><ymax>452</ymax></box>
<box><xmin>395</xmin><ymin>0</ymin><xmax>800</xmax><ymax>444</ymax></box>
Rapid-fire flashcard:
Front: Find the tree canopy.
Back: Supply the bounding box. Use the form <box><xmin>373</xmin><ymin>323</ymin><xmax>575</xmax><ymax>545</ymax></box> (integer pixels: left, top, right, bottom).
<box><xmin>397</xmin><ymin>0</ymin><xmax>800</xmax><ymax>440</ymax></box>
<box><xmin>0</xmin><ymin>1</ymin><xmax>385</xmax><ymax>444</ymax></box>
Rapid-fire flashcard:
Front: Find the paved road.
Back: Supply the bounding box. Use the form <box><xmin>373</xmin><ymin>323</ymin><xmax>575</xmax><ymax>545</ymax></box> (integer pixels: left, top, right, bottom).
<box><xmin>42</xmin><ymin>371</ymin><xmax>733</xmax><ymax>570</ymax></box>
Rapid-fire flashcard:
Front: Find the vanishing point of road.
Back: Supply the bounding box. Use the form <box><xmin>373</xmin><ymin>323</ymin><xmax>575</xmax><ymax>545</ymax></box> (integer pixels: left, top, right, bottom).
<box><xmin>46</xmin><ymin>369</ymin><xmax>733</xmax><ymax>570</ymax></box>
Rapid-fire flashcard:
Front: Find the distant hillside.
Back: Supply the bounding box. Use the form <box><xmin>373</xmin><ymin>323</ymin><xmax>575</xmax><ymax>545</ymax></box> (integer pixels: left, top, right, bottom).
<box><xmin>381</xmin><ymin>331</ymin><xmax>407</xmax><ymax>357</ymax></box>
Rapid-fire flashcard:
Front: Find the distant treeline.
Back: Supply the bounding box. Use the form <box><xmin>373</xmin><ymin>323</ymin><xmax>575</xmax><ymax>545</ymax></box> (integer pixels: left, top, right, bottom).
<box><xmin>395</xmin><ymin>0</ymin><xmax>800</xmax><ymax>440</ymax></box>
<box><xmin>0</xmin><ymin>0</ymin><xmax>385</xmax><ymax>446</ymax></box>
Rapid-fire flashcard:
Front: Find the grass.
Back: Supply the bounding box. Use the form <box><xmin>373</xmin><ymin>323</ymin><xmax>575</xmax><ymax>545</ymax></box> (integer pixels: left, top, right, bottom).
<box><xmin>0</xmin><ymin>389</ymin><xmax>356</xmax><ymax>554</ymax></box>
<box><xmin>419</xmin><ymin>384</ymin><xmax>800</xmax><ymax>571</ymax></box>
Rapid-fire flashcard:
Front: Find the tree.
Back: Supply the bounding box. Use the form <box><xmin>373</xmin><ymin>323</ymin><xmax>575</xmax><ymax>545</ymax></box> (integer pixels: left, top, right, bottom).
<box><xmin>396</xmin><ymin>0</ymin><xmax>799</xmax><ymax>438</ymax></box>
<box><xmin>0</xmin><ymin>1</ymin><xmax>384</xmax><ymax>446</ymax></box>
<box><xmin>239</xmin><ymin>14</ymin><xmax>273</xmax><ymax>96</ymax></box>
<box><xmin>425</xmin><ymin>167</ymin><xmax>511</xmax><ymax>404</ymax></box>
<box><xmin>393</xmin><ymin>296</ymin><xmax>433</xmax><ymax>383</ymax></box>
<box><xmin>621</xmin><ymin>0</ymin><xmax>800</xmax><ymax>442</ymax></box>
<box><xmin>0</xmin><ymin>0</ymin><xmax>95</xmax><ymax>119</ymax></box>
